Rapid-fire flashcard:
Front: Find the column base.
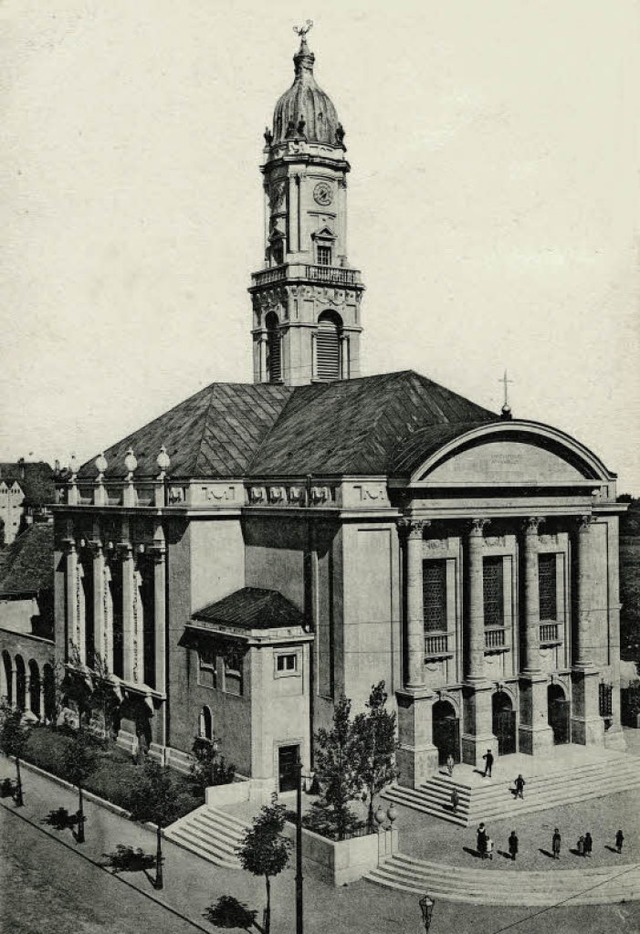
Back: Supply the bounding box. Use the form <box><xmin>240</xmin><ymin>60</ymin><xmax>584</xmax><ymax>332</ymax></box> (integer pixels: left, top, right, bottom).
<box><xmin>571</xmin><ymin>717</ymin><xmax>605</xmax><ymax>746</ymax></box>
<box><xmin>604</xmin><ymin>726</ymin><xmax>627</xmax><ymax>752</ymax></box>
<box><xmin>518</xmin><ymin>724</ymin><xmax>555</xmax><ymax>756</ymax></box>
<box><xmin>396</xmin><ymin>688</ymin><xmax>438</xmax><ymax>787</ymax></box>
<box><xmin>396</xmin><ymin>743</ymin><xmax>440</xmax><ymax>788</ymax></box>
<box><xmin>461</xmin><ymin>733</ymin><xmax>499</xmax><ymax>768</ymax></box>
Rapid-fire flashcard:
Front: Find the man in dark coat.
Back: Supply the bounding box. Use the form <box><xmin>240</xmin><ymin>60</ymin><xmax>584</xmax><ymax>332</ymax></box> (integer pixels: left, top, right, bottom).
<box><xmin>508</xmin><ymin>830</ymin><xmax>519</xmax><ymax>861</ymax></box>
<box><xmin>584</xmin><ymin>832</ymin><xmax>593</xmax><ymax>857</ymax></box>
<box><xmin>552</xmin><ymin>828</ymin><xmax>561</xmax><ymax>859</ymax></box>
<box><xmin>482</xmin><ymin>749</ymin><xmax>494</xmax><ymax>777</ymax></box>
<box><xmin>616</xmin><ymin>829</ymin><xmax>624</xmax><ymax>854</ymax></box>
<box><xmin>477</xmin><ymin>822</ymin><xmax>488</xmax><ymax>858</ymax></box>
<box><xmin>514</xmin><ymin>774</ymin><xmax>525</xmax><ymax>799</ymax></box>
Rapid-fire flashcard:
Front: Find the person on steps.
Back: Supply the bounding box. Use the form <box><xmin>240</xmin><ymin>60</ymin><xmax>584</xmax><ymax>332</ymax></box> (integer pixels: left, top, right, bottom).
<box><xmin>486</xmin><ymin>837</ymin><xmax>494</xmax><ymax>860</ymax></box>
<box><xmin>508</xmin><ymin>830</ymin><xmax>518</xmax><ymax>862</ymax></box>
<box><xmin>477</xmin><ymin>822</ymin><xmax>487</xmax><ymax>858</ymax></box>
<box><xmin>446</xmin><ymin>753</ymin><xmax>455</xmax><ymax>777</ymax></box>
<box><xmin>577</xmin><ymin>835</ymin><xmax>585</xmax><ymax>857</ymax></box>
<box><xmin>451</xmin><ymin>788</ymin><xmax>460</xmax><ymax>814</ymax></box>
<box><xmin>552</xmin><ymin>828</ymin><xmax>561</xmax><ymax>860</ymax></box>
<box><xmin>584</xmin><ymin>832</ymin><xmax>593</xmax><ymax>857</ymax></box>
<box><xmin>482</xmin><ymin>749</ymin><xmax>494</xmax><ymax>778</ymax></box>
<box><xmin>514</xmin><ymin>774</ymin><xmax>525</xmax><ymax>799</ymax></box>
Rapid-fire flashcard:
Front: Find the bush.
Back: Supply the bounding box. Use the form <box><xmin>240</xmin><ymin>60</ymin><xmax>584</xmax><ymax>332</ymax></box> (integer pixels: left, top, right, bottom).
<box><xmin>19</xmin><ymin>725</ymin><xmax>203</xmax><ymax>820</ymax></box>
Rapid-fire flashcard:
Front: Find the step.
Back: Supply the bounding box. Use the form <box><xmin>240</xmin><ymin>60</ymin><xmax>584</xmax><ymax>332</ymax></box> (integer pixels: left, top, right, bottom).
<box><xmin>365</xmin><ymin>855</ymin><xmax>640</xmax><ymax>905</ymax></box>
<box><xmin>164</xmin><ymin>805</ymin><xmax>251</xmax><ymax>868</ymax></box>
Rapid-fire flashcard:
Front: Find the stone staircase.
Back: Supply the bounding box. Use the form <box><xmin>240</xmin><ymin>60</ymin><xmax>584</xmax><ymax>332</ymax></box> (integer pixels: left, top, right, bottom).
<box><xmin>366</xmin><ymin>853</ymin><xmax>640</xmax><ymax>905</ymax></box>
<box><xmin>164</xmin><ymin>805</ymin><xmax>249</xmax><ymax>868</ymax></box>
<box><xmin>382</xmin><ymin>752</ymin><xmax>640</xmax><ymax>827</ymax></box>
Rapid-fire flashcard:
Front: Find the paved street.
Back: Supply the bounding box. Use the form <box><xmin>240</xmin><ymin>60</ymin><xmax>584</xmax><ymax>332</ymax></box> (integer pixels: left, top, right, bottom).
<box><xmin>2</xmin><ymin>756</ymin><xmax>640</xmax><ymax>934</ymax></box>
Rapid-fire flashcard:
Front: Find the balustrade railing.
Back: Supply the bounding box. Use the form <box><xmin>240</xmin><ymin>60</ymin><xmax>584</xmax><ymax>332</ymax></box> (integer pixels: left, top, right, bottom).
<box><xmin>251</xmin><ymin>264</ymin><xmax>360</xmax><ymax>289</ymax></box>
<box><xmin>425</xmin><ymin>633</ymin><xmax>450</xmax><ymax>656</ymax></box>
<box><xmin>484</xmin><ymin>628</ymin><xmax>506</xmax><ymax>649</ymax></box>
<box><xmin>540</xmin><ymin>622</ymin><xmax>560</xmax><ymax>644</ymax></box>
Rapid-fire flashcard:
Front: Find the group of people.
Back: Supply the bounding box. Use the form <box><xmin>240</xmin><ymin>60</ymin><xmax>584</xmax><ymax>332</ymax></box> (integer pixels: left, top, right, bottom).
<box><xmin>476</xmin><ymin>824</ymin><xmax>626</xmax><ymax>861</ymax></box>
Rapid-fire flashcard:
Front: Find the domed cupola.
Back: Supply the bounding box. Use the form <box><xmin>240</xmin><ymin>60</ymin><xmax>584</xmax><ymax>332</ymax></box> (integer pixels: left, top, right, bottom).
<box><xmin>272</xmin><ymin>28</ymin><xmax>343</xmax><ymax>147</ymax></box>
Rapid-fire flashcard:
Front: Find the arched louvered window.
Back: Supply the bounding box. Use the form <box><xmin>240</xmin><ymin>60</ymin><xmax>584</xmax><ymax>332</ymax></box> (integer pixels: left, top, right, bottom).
<box><xmin>316</xmin><ymin>311</ymin><xmax>341</xmax><ymax>380</ymax></box>
<box><xmin>265</xmin><ymin>312</ymin><xmax>281</xmax><ymax>383</ymax></box>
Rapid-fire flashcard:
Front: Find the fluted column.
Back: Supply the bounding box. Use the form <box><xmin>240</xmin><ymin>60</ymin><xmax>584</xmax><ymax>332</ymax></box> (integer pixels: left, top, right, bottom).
<box><xmin>400</xmin><ymin>519</ymin><xmax>430</xmax><ymax>689</ymax></box>
<box><xmin>523</xmin><ymin>517</ymin><xmax>543</xmax><ymax>673</ymax></box>
<box><xmin>466</xmin><ymin>518</ymin><xmax>489</xmax><ymax>682</ymax></box>
<box><xmin>574</xmin><ymin>515</ymin><xmax>594</xmax><ymax>668</ymax></box>
<box><xmin>92</xmin><ymin>541</ymin><xmax>106</xmax><ymax>668</ymax></box>
<box><xmin>120</xmin><ymin>538</ymin><xmax>135</xmax><ymax>684</ymax></box>
<box><xmin>152</xmin><ymin>540</ymin><xmax>167</xmax><ymax>696</ymax></box>
<box><xmin>65</xmin><ymin>539</ymin><xmax>79</xmax><ymax>660</ymax></box>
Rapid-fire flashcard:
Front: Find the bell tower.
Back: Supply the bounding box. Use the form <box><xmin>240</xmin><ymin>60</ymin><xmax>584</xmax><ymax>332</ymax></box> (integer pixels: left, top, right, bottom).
<box><xmin>249</xmin><ymin>24</ymin><xmax>365</xmax><ymax>387</ymax></box>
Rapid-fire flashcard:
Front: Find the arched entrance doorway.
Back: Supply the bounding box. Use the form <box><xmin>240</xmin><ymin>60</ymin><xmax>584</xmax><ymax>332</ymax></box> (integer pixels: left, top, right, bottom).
<box><xmin>492</xmin><ymin>692</ymin><xmax>516</xmax><ymax>755</ymax></box>
<box><xmin>548</xmin><ymin>683</ymin><xmax>570</xmax><ymax>744</ymax></box>
<box><xmin>432</xmin><ymin>700</ymin><xmax>460</xmax><ymax>765</ymax></box>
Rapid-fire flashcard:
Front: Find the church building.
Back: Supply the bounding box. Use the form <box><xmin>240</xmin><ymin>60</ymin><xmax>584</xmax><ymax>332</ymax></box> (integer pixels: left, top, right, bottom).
<box><xmin>53</xmin><ymin>31</ymin><xmax>625</xmax><ymax>794</ymax></box>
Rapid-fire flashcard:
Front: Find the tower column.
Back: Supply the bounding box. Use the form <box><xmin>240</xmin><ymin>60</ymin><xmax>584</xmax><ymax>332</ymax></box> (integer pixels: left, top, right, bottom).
<box><xmin>571</xmin><ymin>515</ymin><xmax>604</xmax><ymax>745</ymax></box>
<box><xmin>401</xmin><ymin>519</ymin><xmax>429</xmax><ymax>689</ymax></box>
<box><xmin>519</xmin><ymin>517</ymin><xmax>554</xmax><ymax>755</ymax></box>
<box><xmin>461</xmin><ymin>518</ymin><xmax>498</xmax><ymax>767</ymax></box>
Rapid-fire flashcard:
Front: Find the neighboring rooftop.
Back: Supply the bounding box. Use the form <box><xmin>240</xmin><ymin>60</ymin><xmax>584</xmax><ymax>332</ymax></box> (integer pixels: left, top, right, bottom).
<box><xmin>191</xmin><ymin>587</ymin><xmax>305</xmax><ymax>631</ymax></box>
<box><xmin>0</xmin><ymin>523</ymin><xmax>54</xmax><ymax>595</ymax></box>
<box><xmin>0</xmin><ymin>461</ymin><xmax>55</xmax><ymax>506</ymax></box>
<box><xmin>78</xmin><ymin>370</ymin><xmax>498</xmax><ymax>482</ymax></box>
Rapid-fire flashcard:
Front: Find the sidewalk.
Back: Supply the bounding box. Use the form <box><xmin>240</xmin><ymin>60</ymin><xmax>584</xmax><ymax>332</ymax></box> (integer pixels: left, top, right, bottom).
<box><xmin>2</xmin><ymin>755</ymin><xmax>640</xmax><ymax>934</ymax></box>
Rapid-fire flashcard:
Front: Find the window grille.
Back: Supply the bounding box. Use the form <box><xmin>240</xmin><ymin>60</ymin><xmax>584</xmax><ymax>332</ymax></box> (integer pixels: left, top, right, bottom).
<box><xmin>483</xmin><ymin>556</ymin><xmax>504</xmax><ymax>627</ymax></box>
<box><xmin>423</xmin><ymin>560</ymin><xmax>447</xmax><ymax>632</ymax></box>
<box><xmin>276</xmin><ymin>653</ymin><xmax>297</xmax><ymax>673</ymax></box>
<box><xmin>538</xmin><ymin>553</ymin><xmax>557</xmax><ymax>620</ymax></box>
<box><xmin>599</xmin><ymin>682</ymin><xmax>613</xmax><ymax>718</ymax></box>
<box><xmin>316</xmin><ymin>316</ymin><xmax>340</xmax><ymax>380</ymax></box>
<box><xmin>317</xmin><ymin>245</ymin><xmax>332</xmax><ymax>266</ymax></box>
<box><xmin>266</xmin><ymin>313</ymin><xmax>281</xmax><ymax>382</ymax></box>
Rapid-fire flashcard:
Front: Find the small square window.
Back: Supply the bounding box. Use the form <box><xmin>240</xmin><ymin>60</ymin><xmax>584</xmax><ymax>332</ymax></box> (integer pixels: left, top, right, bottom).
<box><xmin>276</xmin><ymin>653</ymin><xmax>297</xmax><ymax>672</ymax></box>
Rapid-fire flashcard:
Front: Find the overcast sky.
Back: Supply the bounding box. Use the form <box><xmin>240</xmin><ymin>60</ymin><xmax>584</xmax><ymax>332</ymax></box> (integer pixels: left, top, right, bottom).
<box><xmin>1</xmin><ymin>0</ymin><xmax>639</xmax><ymax>491</ymax></box>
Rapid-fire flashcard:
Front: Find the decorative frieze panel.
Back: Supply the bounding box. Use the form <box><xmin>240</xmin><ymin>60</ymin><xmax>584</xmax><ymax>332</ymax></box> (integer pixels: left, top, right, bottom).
<box><xmin>341</xmin><ymin>482</ymin><xmax>389</xmax><ymax>508</ymax></box>
<box><xmin>246</xmin><ymin>484</ymin><xmax>336</xmax><ymax>508</ymax></box>
<box><xmin>192</xmin><ymin>484</ymin><xmax>240</xmax><ymax>505</ymax></box>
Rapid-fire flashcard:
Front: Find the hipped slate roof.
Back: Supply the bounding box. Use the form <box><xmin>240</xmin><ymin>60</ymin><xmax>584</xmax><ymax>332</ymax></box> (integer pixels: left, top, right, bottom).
<box><xmin>79</xmin><ymin>370</ymin><xmax>498</xmax><ymax>481</ymax></box>
<box><xmin>0</xmin><ymin>524</ymin><xmax>54</xmax><ymax>595</ymax></box>
<box><xmin>191</xmin><ymin>587</ymin><xmax>305</xmax><ymax>631</ymax></box>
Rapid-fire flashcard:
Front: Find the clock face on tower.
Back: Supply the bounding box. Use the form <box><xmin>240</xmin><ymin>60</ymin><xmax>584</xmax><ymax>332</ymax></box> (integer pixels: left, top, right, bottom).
<box><xmin>313</xmin><ymin>181</ymin><xmax>333</xmax><ymax>206</ymax></box>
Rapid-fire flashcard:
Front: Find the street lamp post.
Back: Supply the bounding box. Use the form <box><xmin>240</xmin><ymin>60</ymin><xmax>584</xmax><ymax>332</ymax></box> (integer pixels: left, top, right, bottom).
<box><xmin>419</xmin><ymin>894</ymin><xmax>435</xmax><ymax>933</ymax></box>
<box><xmin>295</xmin><ymin>753</ymin><xmax>304</xmax><ymax>934</ymax></box>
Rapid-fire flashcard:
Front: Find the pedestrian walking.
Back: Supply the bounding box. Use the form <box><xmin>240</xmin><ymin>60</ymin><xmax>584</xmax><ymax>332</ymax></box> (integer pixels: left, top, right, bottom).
<box><xmin>508</xmin><ymin>830</ymin><xmax>519</xmax><ymax>862</ymax></box>
<box><xmin>577</xmin><ymin>835</ymin><xmax>585</xmax><ymax>857</ymax></box>
<box><xmin>584</xmin><ymin>832</ymin><xmax>593</xmax><ymax>857</ymax></box>
<box><xmin>477</xmin><ymin>822</ymin><xmax>487</xmax><ymax>858</ymax></box>
<box><xmin>482</xmin><ymin>749</ymin><xmax>494</xmax><ymax>778</ymax></box>
<box><xmin>451</xmin><ymin>788</ymin><xmax>460</xmax><ymax>813</ymax></box>
<box><xmin>615</xmin><ymin>829</ymin><xmax>624</xmax><ymax>854</ymax></box>
<box><xmin>552</xmin><ymin>828</ymin><xmax>561</xmax><ymax>859</ymax></box>
<box><xmin>514</xmin><ymin>774</ymin><xmax>525</xmax><ymax>799</ymax></box>
<box><xmin>446</xmin><ymin>753</ymin><xmax>455</xmax><ymax>777</ymax></box>
<box><xmin>486</xmin><ymin>837</ymin><xmax>494</xmax><ymax>860</ymax></box>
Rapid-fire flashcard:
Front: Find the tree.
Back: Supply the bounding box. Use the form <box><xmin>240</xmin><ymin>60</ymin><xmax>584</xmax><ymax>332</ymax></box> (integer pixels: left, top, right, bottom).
<box><xmin>238</xmin><ymin>797</ymin><xmax>291</xmax><ymax>934</ymax></box>
<box><xmin>61</xmin><ymin>729</ymin><xmax>98</xmax><ymax>842</ymax></box>
<box><xmin>86</xmin><ymin>653</ymin><xmax>120</xmax><ymax>739</ymax></box>
<box><xmin>307</xmin><ymin>694</ymin><xmax>363</xmax><ymax>841</ymax></box>
<box><xmin>190</xmin><ymin>736</ymin><xmax>236</xmax><ymax>793</ymax></box>
<box><xmin>0</xmin><ymin>703</ymin><xmax>31</xmax><ymax>806</ymax></box>
<box><xmin>353</xmin><ymin>681</ymin><xmax>399</xmax><ymax>833</ymax></box>
<box><xmin>128</xmin><ymin>760</ymin><xmax>180</xmax><ymax>890</ymax></box>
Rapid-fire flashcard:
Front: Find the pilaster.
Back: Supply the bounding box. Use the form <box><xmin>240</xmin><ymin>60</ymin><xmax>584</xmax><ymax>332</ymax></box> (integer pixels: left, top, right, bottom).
<box><xmin>396</xmin><ymin>689</ymin><xmax>439</xmax><ymax>787</ymax></box>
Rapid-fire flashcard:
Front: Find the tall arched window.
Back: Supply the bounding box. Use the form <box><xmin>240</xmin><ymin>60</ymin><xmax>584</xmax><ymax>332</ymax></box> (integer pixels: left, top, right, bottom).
<box><xmin>199</xmin><ymin>705</ymin><xmax>213</xmax><ymax>742</ymax></box>
<box><xmin>15</xmin><ymin>655</ymin><xmax>26</xmax><ymax>710</ymax></box>
<box><xmin>265</xmin><ymin>312</ymin><xmax>281</xmax><ymax>383</ymax></box>
<box><xmin>316</xmin><ymin>311</ymin><xmax>342</xmax><ymax>380</ymax></box>
<box><xmin>29</xmin><ymin>660</ymin><xmax>41</xmax><ymax>718</ymax></box>
<box><xmin>1</xmin><ymin>651</ymin><xmax>12</xmax><ymax>705</ymax></box>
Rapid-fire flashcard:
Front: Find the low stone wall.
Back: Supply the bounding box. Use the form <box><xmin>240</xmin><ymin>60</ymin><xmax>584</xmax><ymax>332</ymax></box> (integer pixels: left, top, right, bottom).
<box><xmin>205</xmin><ymin>778</ymin><xmax>251</xmax><ymax>808</ymax></box>
<box><xmin>283</xmin><ymin>823</ymin><xmax>398</xmax><ymax>886</ymax></box>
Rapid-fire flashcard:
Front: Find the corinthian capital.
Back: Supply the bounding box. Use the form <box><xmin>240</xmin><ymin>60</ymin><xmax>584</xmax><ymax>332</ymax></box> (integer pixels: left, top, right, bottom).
<box><xmin>523</xmin><ymin>516</ymin><xmax>544</xmax><ymax>535</ymax></box>
<box><xmin>469</xmin><ymin>518</ymin><xmax>490</xmax><ymax>536</ymax></box>
<box><xmin>577</xmin><ymin>514</ymin><xmax>594</xmax><ymax>533</ymax></box>
<box><xmin>397</xmin><ymin>518</ymin><xmax>430</xmax><ymax>540</ymax></box>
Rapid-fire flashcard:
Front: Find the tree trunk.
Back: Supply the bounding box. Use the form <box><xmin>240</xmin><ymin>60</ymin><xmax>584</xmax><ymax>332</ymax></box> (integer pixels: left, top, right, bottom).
<box><xmin>14</xmin><ymin>757</ymin><xmax>23</xmax><ymax>807</ymax></box>
<box><xmin>264</xmin><ymin>874</ymin><xmax>271</xmax><ymax>934</ymax></box>
<box><xmin>367</xmin><ymin>794</ymin><xmax>374</xmax><ymax>834</ymax></box>
<box><xmin>77</xmin><ymin>785</ymin><xmax>85</xmax><ymax>843</ymax></box>
<box><xmin>155</xmin><ymin>823</ymin><xmax>164</xmax><ymax>889</ymax></box>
